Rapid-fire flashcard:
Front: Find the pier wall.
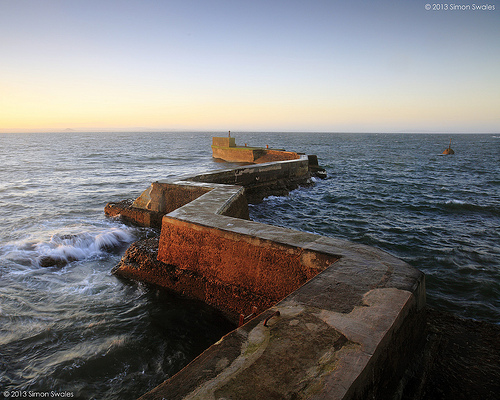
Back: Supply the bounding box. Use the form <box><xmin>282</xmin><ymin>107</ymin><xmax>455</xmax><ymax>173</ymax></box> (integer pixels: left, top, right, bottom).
<box><xmin>107</xmin><ymin>154</ymin><xmax>426</xmax><ymax>400</ymax></box>
<box><xmin>105</xmin><ymin>156</ymin><xmax>312</xmax><ymax>227</ymax></box>
<box><xmin>211</xmin><ymin>136</ymin><xmax>300</xmax><ymax>163</ymax></box>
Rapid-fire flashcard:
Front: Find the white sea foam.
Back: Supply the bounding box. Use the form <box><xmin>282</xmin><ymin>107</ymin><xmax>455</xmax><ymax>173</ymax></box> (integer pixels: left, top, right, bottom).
<box><xmin>38</xmin><ymin>228</ymin><xmax>134</xmax><ymax>267</ymax></box>
<box><xmin>263</xmin><ymin>195</ymin><xmax>287</xmax><ymax>204</ymax></box>
<box><xmin>445</xmin><ymin>199</ymin><xmax>466</xmax><ymax>205</ymax></box>
<box><xmin>3</xmin><ymin>227</ymin><xmax>134</xmax><ymax>268</ymax></box>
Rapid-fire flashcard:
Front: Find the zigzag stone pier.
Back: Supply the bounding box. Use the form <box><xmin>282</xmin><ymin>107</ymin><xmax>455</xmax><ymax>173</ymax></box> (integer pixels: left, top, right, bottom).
<box><xmin>104</xmin><ymin>138</ymin><xmax>426</xmax><ymax>400</ymax></box>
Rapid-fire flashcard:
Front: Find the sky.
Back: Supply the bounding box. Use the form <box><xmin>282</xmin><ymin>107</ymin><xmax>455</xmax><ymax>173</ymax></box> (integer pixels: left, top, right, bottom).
<box><xmin>0</xmin><ymin>0</ymin><xmax>499</xmax><ymax>133</ymax></box>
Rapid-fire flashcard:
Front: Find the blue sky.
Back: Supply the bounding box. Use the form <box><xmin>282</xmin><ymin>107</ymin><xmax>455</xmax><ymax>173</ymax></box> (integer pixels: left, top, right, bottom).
<box><xmin>1</xmin><ymin>0</ymin><xmax>498</xmax><ymax>132</ymax></box>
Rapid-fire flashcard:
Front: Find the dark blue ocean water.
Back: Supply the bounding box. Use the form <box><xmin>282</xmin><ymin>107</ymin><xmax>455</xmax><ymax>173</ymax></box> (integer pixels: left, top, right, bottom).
<box><xmin>1</xmin><ymin>131</ymin><xmax>499</xmax><ymax>399</ymax></box>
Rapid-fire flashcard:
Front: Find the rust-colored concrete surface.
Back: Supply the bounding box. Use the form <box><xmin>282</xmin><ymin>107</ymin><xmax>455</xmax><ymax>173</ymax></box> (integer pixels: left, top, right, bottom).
<box><xmin>114</xmin><ymin>237</ymin><xmax>275</xmax><ymax>320</ymax></box>
<box><xmin>212</xmin><ymin>137</ymin><xmax>236</xmax><ymax>148</ymax></box>
<box><xmin>254</xmin><ymin>149</ymin><xmax>301</xmax><ymax>163</ymax></box>
<box><xmin>211</xmin><ymin>136</ymin><xmax>299</xmax><ymax>164</ymax></box>
<box><xmin>104</xmin><ymin>199</ymin><xmax>162</xmax><ymax>228</ymax></box>
<box><xmin>212</xmin><ymin>146</ymin><xmax>264</xmax><ymax>163</ymax></box>
<box><xmin>158</xmin><ymin>217</ymin><xmax>337</xmax><ymax>305</ymax></box>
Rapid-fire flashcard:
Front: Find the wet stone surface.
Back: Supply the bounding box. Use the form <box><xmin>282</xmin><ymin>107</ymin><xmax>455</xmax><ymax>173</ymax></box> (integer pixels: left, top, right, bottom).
<box><xmin>214</xmin><ymin>312</ymin><xmax>353</xmax><ymax>400</ymax></box>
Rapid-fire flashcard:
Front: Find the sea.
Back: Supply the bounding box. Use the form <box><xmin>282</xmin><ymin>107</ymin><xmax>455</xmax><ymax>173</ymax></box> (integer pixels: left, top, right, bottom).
<box><xmin>1</xmin><ymin>131</ymin><xmax>499</xmax><ymax>399</ymax></box>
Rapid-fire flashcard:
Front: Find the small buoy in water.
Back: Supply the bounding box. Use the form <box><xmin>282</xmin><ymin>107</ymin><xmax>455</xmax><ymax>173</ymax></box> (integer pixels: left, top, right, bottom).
<box><xmin>443</xmin><ymin>139</ymin><xmax>455</xmax><ymax>155</ymax></box>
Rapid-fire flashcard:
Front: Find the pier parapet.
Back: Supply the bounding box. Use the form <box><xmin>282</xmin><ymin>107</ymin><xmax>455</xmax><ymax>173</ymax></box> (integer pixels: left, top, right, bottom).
<box><xmin>105</xmin><ymin>137</ymin><xmax>426</xmax><ymax>400</ymax></box>
<box><xmin>211</xmin><ymin>136</ymin><xmax>302</xmax><ymax>164</ymax></box>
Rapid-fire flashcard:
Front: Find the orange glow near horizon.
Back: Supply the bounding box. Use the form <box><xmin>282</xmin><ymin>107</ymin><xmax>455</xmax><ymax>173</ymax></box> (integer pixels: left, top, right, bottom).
<box><xmin>1</xmin><ymin>1</ymin><xmax>498</xmax><ymax>134</ymax></box>
<box><xmin>2</xmin><ymin>86</ymin><xmax>498</xmax><ymax>133</ymax></box>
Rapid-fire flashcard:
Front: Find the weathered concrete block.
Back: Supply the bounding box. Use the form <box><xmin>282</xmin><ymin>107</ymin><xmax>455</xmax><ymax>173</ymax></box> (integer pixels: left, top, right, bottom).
<box><xmin>212</xmin><ymin>137</ymin><xmax>236</xmax><ymax>147</ymax></box>
<box><xmin>104</xmin><ymin>199</ymin><xmax>162</xmax><ymax>228</ymax></box>
<box><xmin>158</xmin><ymin>217</ymin><xmax>337</xmax><ymax>303</ymax></box>
<box><xmin>211</xmin><ymin>136</ymin><xmax>300</xmax><ymax>164</ymax></box>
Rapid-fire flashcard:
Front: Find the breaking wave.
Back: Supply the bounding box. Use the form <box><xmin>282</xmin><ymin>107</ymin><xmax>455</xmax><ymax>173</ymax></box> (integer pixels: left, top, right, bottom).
<box><xmin>3</xmin><ymin>227</ymin><xmax>135</xmax><ymax>268</ymax></box>
<box><xmin>441</xmin><ymin>199</ymin><xmax>500</xmax><ymax>215</ymax></box>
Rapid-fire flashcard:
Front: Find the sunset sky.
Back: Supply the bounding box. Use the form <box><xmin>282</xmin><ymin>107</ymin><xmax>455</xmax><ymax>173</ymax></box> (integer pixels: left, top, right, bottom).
<box><xmin>1</xmin><ymin>0</ymin><xmax>499</xmax><ymax>133</ymax></box>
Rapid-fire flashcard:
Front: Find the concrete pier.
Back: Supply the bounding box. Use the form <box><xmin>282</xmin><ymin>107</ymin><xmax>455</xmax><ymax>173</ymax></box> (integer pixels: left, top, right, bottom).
<box><xmin>105</xmin><ymin>142</ymin><xmax>426</xmax><ymax>399</ymax></box>
<box><xmin>211</xmin><ymin>136</ymin><xmax>300</xmax><ymax>164</ymax></box>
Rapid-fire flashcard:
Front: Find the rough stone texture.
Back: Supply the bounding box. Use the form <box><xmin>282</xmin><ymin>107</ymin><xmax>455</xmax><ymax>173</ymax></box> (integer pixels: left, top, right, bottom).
<box><xmin>105</xmin><ymin>183</ymin><xmax>250</xmax><ymax>228</ymax></box>
<box><xmin>114</xmin><ymin>236</ymin><xmax>275</xmax><ymax>321</ymax></box>
<box><xmin>104</xmin><ymin>199</ymin><xmax>163</xmax><ymax>228</ymax></box>
<box><xmin>212</xmin><ymin>145</ymin><xmax>266</xmax><ymax>163</ymax></box>
<box><xmin>185</xmin><ymin>156</ymin><xmax>316</xmax><ymax>204</ymax></box>
<box><xmin>158</xmin><ymin>218</ymin><xmax>337</xmax><ymax>305</ymax></box>
<box><xmin>133</xmin><ymin>182</ymin><xmax>212</xmax><ymax>213</ymax></box>
<box><xmin>213</xmin><ymin>313</ymin><xmax>350</xmax><ymax>400</ymax></box>
<box><xmin>138</xmin><ymin>286</ymin><xmax>424</xmax><ymax>400</ymax></box>
<box><xmin>211</xmin><ymin>137</ymin><xmax>300</xmax><ymax>164</ymax></box>
<box><xmin>253</xmin><ymin>149</ymin><xmax>301</xmax><ymax>163</ymax></box>
<box><xmin>212</xmin><ymin>137</ymin><xmax>236</xmax><ymax>148</ymax></box>
<box><xmin>187</xmin><ymin>157</ymin><xmax>310</xmax><ymax>187</ymax></box>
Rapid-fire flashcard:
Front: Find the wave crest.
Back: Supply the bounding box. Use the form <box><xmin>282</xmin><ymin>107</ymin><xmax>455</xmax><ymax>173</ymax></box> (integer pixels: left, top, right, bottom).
<box><xmin>36</xmin><ymin>228</ymin><xmax>134</xmax><ymax>267</ymax></box>
<box><xmin>3</xmin><ymin>227</ymin><xmax>135</xmax><ymax>268</ymax></box>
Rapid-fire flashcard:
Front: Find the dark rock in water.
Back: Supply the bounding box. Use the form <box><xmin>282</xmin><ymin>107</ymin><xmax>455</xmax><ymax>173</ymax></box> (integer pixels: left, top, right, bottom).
<box><xmin>57</xmin><ymin>234</ymin><xmax>79</xmax><ymax>240</ymax></box>
<box><xmin>112</xmin><ymin>236</ymin><xmax>164</xmax><ymax>274</ymax></box>
<box><xmin>38</xmin><ymin>255</ymin><xmax>75</xmax><ymax>268</ymax></box>
<box><xmin>311</xmin><ymin>167</ymin><xmax>327</xmax><ymax>179</ymax></box>
<box><xmin>308</xmin><ymin>154</ymin><xmax>328</xmax><ymax>178</ymax></box>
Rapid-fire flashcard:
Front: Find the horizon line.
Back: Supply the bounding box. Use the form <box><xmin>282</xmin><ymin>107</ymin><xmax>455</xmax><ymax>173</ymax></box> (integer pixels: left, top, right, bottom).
<box><xmin>1</xmin><ymin>128</ymin><xmax>499</xmax><ymax>135</ymax></box>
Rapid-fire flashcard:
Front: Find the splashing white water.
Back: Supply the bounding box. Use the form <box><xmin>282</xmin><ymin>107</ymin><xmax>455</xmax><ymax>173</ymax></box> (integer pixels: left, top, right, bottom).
<box><xmin>2</xmin><ymin>227</ymin><xmax>135</xmax><ymax>268</ymax></box>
